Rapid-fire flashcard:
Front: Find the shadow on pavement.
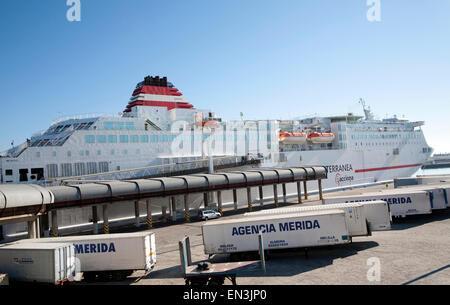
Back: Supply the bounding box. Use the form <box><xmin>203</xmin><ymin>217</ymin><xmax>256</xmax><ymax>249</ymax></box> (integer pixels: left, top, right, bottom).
<box><xmin>391</xmin><ymin>209</ymin><xmax>450</xmax><ymax>231</ymax></box>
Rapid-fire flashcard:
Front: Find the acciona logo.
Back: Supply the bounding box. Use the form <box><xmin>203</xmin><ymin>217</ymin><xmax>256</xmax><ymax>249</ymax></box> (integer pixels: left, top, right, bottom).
<box><xmin>66</xmin><ymin>0</ymin><xmax>81</xmax><ymax>22</ymax></box>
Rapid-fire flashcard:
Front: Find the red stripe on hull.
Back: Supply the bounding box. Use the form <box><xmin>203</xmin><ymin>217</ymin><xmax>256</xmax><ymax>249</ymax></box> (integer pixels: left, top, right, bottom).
<box><xmin>355</xmin><ymin>163</ymin><xmax>422</xmax><ymax>173</ymax></box>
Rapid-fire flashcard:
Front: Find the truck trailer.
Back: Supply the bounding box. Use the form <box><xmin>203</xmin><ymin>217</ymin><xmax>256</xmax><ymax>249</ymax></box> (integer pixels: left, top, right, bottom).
<box><xmin>202</xmin><ymin>209</ymin><xmax>350</xmax><ymax>255</ymax></box>
<box><xmin>244</xmin><ymin>201</ymin><xmax>391</xmax><ymax>235</ymax></box>
<box><xmin>16</xmin><ymin>231</ymin><xmax>156</xmax><ymax>282</ymax></box>
<box><xmin>0</xmin><ymin>242</ymin><xmax>76</xmax><ymax>284</ymax></box>
<box><xmin>322</xmin><ymin>189</ymin><xmax>432</xmax><ymax>218</ymax></box>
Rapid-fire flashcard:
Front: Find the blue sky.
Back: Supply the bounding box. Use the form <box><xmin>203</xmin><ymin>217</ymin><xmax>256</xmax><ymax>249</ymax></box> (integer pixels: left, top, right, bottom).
<box><xmin>0</xmin><ymin>0</ymin><xmax>449</xmax><ymax>153</ymax></box>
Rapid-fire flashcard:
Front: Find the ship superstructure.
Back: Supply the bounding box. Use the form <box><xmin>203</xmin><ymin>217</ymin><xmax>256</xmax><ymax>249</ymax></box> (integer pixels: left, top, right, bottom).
<box><xmin>0</xmin><ymin>76</ymin><xmax>433</xmax><ymax>190</ymax></box>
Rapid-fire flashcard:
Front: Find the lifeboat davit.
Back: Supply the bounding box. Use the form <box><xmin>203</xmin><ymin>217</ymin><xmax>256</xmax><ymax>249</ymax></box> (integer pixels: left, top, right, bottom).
<box><xmin>278</xmin><ymin>132</ymin><xmax>308</xmax><ymax>144</ymax></box>
<box><xmin>307</xmin><ymin>132</ymin><xmax>335</xmax><ymax>144</ymax></box>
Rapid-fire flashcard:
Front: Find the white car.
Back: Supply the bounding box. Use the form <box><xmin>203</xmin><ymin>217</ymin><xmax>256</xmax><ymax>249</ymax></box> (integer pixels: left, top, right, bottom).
<box><xmin>201</xmin><ymin>210</ymin><xmax>221</xmax><ymax>220</ymax></box>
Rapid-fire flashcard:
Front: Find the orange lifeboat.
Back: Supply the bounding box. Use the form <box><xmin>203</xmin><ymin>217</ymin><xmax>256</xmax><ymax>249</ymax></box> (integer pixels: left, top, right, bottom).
<box><xmin>307</xmin><ymin>132</ymin><xmax>335</xmax><ymax>144</ymax></box>
<box><xmin>278</xmin><ymin>132</ymin><xmax>307</xmax><ymax>144</ymax></box>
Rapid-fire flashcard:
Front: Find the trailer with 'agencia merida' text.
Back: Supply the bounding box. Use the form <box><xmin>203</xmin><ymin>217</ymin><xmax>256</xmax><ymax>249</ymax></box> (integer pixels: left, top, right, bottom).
<box><xmin>202</xmin><ymin>209</ymin><xmax>350</xmax><ymax>256</ymax></box>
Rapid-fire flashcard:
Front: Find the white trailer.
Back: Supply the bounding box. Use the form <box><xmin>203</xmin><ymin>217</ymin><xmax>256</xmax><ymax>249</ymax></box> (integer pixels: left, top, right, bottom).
<box><xmin>0</xmin><ymin>242</ymin><xmax>76</xmax><ymax>284</ymax></box>
<box><xmin>244</xmin><ymin>201</ymin><xmax>391</xmax><ymax>235</ymax></box>
<box><xmin>323</xmin><ymin>189</ymin><xmax>432</xmax><ymax>218</ymax></box>
<box><xmin>359</xmin><ymin>201</ymin><xmax>392</xmax><ymax>231</ymax></box>
<box><xmin>244</xmin><ymin>203</ymin><xmax>369</xmax><ymax>237</ymax></box>
<box><xmin>395</xmin><ymin>186</ymin><xmax>448</xmax><ymax>210</ymax></box>
<box><xmin>17</xmin><ymin>231</ymin><xmax>156</xmax><ymax>282</ymax></box>
<box><xmin>202</xmin><ymin>209</ymin><xmax>350</xmax><ymax>255</ymax></box>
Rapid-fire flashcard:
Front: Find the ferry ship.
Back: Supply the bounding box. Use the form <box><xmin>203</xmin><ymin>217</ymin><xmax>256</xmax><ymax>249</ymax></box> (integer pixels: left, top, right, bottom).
<box><xmin>0</xmin><ymin>76</ymin><xmax>433</xmax><ymax>191</ymax></box>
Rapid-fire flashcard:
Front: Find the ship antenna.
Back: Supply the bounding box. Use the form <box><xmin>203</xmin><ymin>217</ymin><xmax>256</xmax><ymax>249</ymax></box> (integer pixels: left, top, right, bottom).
<box><xmin>359</xmin><ymin>98</ymin><xmax>374</xmax><ymax>120</ymax></box>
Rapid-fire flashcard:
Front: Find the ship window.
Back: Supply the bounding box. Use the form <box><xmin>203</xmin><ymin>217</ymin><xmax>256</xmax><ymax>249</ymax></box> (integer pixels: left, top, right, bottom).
<box><xmin>140</xmin><ymin>135</ymin><xmax>149</xmax><ymax>143</ymax></box>
<box><xmin>151</xmin><ymin>135</ymin><xmax>159</xmax><ymax>143</ymax></box>
<box><xmin>52</xmin><ymin>151</ymin><xmax>57</xmax><ymax>157</ymax></box>
<box><xmin>108</xmin><ymin>135</ymin><xmax>117</xmax><ymax>143</ymax></box>
<box><xmin>130</xmin><ymin>135</ymin><xmax>139</xmax><ymax>143</ymax></box>
<box><xmin>36</xmin><ymin>152</ymin><xmax>41</xmax><ymax>158</ymax></box>
<box><xmin>126</xmin><ymin>122</ymin><xmax>135</xmax><ymax>130</ymax></box>
<box><xmin>5</xmin><ymin>169</ymin><xmax>13</xmax><ymax>176</ymax></box>
<box><xmin>98</xmin><ymin>162</ymin><xmax>109</xmax><ymax>173</ymax></box>
<box><xmin>97</xmin><ymin>150</ymin><xmax>101</xmax><ymax>156</ymax></box>
<box><xmin>104</xmin><ymin>122</ymin><xmax>114</xmax><ymax>130</ymax></box>
<box><xmin>31</xmin><ymin>168</ymin><xmax>44</xmax><ymax>180</ymax></box>
<box><xmin>123</xmin><ymin>149</ymin><xmax>128</xmax><ymax>155</ymax></box>
<box><xmin>74</xmin><ymin>163</ymin><xmax>86</xmax><ymax>176</ymax></box>
<box><xmin>46</xmin><ymin>164</ymin><xmax>58</xmax><ymax>178</ymax></box>
<box><xmin>136</xmin><ymin>149</ymin><xmax>141</xmax><ymax>155</ymax></box>
<box><xmin>111</xmin><ymin>150</ymin><xmax>115</xmax><ymax>155</ymax></box>
<box><xmin>97</xmin><ymin>135</ymin><xmax>107</xmax><ymax>143</ymax></box>
<box><xmin>85</xmin><ymin>135</ymin><xmax>95</xmax><ymax>143</ymax></box>
<box><xmin>115</xmin><ymin>122</ymin><xmax>124</xmax><ymax>130</ymax></box>
<box><xmin>120</xmin><ymin>135</ymin><xmax>129</xmax><ymax>143</ymax></box>
<box><xmin>67</xmin><ymin>151</ymin><xmax>72</xmax><ymax>157</ymax></box>
<box><xmin>61</xmin><ymin>163</ymin><xmax>72</xmax><ymax>177</ymax></box>
<box><xmin>160</xmin><ymin>135</ymin><xmax>168</xmax><ymax>142</ymax></box>
<box><xmin>87</xmin><ymin>162</ymin><xmax>97</xmax><ymax>174</ymax></box>
<box><xmin>19</xmin><ymin>169</ymin><xmax>28</xmax><ymax>182</ymax></box>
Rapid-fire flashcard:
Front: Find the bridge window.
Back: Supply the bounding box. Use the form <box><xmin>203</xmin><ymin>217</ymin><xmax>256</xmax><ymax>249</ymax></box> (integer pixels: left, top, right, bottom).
<box><xmin>126</xmin><ymin>122</ymin><xmax>135</xmax><ymax>130</ymax></box>
<box><xmin>120</xmin><ymin>135</ymin><xmax>129</xmax><ymax>143</ymax></box>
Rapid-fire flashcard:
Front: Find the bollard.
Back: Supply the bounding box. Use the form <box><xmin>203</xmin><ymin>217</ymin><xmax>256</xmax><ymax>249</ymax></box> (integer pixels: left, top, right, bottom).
<box><xmin>146</xmin><ymin>199</ymin><xmax>153</xmax><ymax>228</ymax></box>
<box><xmin>233</xmin><ymin>189</ymin><xmax>238</xmax><ymax>211</ymax></box>
<box><xmin>273</xmin><ymin>184</ymin><xmax>279</xmax><ymax>207</ymax></box>
<box><xmin>103</xmin><ymin>204</ymin><xmax>110</xmax><ymax>234</ymax></box>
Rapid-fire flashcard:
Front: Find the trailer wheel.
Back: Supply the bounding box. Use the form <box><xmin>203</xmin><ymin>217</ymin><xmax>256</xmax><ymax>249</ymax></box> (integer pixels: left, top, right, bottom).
<box><xmin>189</xmin><ymin>277</ymin><xmax>208</xmax><ymax>285</ymax></box>
<box><xmin>208</xmin><ymin>277</ymin><xmax>224</xmax><ymax>286</ymax></box>
<box><xmin>83</xmin><ymin>272</ymin><xmax>97</xmax><ymax>283</ymax></box>
<box><xmin>98</xmin><ymin>271</ymin><xmax>111</xmax><ymax>282</ymax></box>
<box><xmin>112</xmin><ymin>271</ymin><xmax>125</xmax><ymax>281</ymax></box>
